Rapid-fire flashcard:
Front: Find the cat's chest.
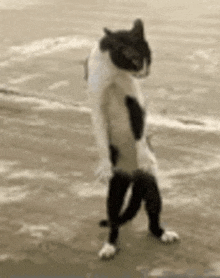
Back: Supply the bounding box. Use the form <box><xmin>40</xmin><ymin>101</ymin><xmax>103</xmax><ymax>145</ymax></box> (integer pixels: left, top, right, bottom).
<box><xmin>105</xmin><ymin>82</ymin><xmax>143</xmax><ymax>141</ymax></box>
<box><xmin>106</xmin><ymin>83</ymin><xmax>128</xmax><ymax>124</ymax></box>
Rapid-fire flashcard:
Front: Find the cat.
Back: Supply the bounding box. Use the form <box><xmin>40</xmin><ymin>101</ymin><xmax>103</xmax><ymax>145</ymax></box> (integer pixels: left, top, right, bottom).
<box><xmin>86</xmin><ymin>19</ymin><xmax>179</xmax><ymax>260</ymax></box>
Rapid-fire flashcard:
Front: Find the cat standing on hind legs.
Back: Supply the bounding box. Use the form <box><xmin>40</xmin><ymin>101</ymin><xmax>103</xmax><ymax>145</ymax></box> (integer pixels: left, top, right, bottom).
<box><xmin>86</xmin><ymin>19</ymin><xmax>179</xmax><ymax>260</ymax></box>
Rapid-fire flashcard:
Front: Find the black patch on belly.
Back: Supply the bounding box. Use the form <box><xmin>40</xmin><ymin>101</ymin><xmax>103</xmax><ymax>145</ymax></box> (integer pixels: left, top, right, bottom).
<box><xmin>109</xmin><ymin>144</ymin><xmax>119</xmax><ymax>166</ymax></box>
<box><xmin>125</xmin><ymin>96</ymin><xmax>145</xmax><ymax>140</ymax></box>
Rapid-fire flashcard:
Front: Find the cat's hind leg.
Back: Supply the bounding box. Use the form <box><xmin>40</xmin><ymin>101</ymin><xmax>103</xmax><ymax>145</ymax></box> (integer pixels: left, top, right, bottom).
<box><xmin>99</xmin><ymin>172</ymin><xmax>130</xmax><ymax>259</ymax></box>
<box><xmin>139</xmin><ymin>171</ymin><xmax>179</xmax><ymax>243</ymax></box>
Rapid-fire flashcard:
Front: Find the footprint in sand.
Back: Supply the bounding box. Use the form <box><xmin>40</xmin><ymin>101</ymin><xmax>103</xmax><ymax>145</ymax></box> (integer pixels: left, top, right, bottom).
<box><xmin>38</xmin><ymin>241</ymin><xmax>77</xmax><ymax>263</ymax></box>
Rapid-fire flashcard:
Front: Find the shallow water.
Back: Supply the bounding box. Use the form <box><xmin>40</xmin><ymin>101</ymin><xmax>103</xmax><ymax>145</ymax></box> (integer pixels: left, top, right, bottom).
<box><xmin>0</xmin><ymin>0</ymin><xmax>220</xmax><ymax>276</ymax></box>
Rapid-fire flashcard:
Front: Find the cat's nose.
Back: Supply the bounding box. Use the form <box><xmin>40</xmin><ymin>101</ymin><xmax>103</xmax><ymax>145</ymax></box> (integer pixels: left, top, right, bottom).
<box><xmin>133</xmin><ymin>66</ymin><xmax>150</xmax><ymax>78</ymax></box>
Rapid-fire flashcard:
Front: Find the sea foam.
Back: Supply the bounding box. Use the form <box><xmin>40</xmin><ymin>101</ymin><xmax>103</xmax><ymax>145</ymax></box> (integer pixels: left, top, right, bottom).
<box><xmin>1</xmin><ymin>87</ymin><xmax>220</xmax><ymax>134</ymax></box>
<box><xmin>148</xmin><ymin>114</ymin><xmax>220</xmax><ymax>134</ymax></box>
<box><xmin>9</xmin><ymin>36</ymin><xmax>95</xmax><ymax>59</ymax></box>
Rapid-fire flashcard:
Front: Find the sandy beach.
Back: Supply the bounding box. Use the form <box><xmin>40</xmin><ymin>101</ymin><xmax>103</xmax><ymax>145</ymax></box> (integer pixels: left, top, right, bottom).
<box><xmin>0</xmin><ymin>0</ymin><xmax>220</xmax><ymax>276</ymax></box>
<box><xmin>1</xmin><ymin>65</ymin><xmax>220</xmax><ymax>277</ymax></box>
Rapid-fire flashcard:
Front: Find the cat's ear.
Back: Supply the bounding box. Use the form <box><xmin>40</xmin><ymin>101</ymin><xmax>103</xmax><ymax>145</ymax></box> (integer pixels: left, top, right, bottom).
<box><xmin>132</xmin><ymin>19</ymin><xmax>144</xmax><ymax>39</ymax></box>
<box><xmin>101</xmin><ymin>28</ymin><xmax>124</xmax><ymax>51</ymax></box>
<box><xmin>103</xmin><ymin>28</ymin><xmax>113</xmax><ymax>36</ymax></box>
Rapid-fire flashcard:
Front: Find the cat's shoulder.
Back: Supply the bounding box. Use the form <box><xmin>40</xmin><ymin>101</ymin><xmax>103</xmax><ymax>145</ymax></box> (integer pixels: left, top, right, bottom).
<box><xmin>88</xmin><ymin>43</ymin><xmax>123</xmax><ymax>86</ymax></box>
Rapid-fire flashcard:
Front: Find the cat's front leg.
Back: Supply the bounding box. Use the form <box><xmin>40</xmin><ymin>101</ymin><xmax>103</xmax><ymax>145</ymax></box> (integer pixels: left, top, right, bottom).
<box><xmin>87</xmin><ymin>62</ymin><xmax>113</xmax><ymax>183</ymax></box>
<box><xmin>90</xmin><ymin>99</ymin><xmax>112</xmax><ymax>184</ymax></box>
<box><xmin>95</xmin><ymin>157</ymin><xmax>112</xmax><ymax>184</ymax></box>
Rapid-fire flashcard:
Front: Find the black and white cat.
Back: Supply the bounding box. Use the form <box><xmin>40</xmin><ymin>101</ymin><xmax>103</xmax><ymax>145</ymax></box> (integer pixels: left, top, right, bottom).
<box><xmin>86</xmin><ymin>19</ymin><xmax>179</xmax><ymax>259</ymax></box>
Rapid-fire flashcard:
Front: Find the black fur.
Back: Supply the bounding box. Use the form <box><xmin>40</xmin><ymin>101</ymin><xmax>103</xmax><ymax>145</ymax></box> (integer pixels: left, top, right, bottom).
<box><xmin>116</xmin><ymin>175</ymin><xmax>144</xmax><ymax>225</ymax></box>
<box><xmin>106</xmin><ymin>172</ymin><xmax>131</xmax><ymax>244</ymax></box>
<box><xmin>96</xmin><ymin>19</ymin><xmax>171</xmax><ymax>253</ymax></box>
<box><xmin>125</xmin><ymin>96</ymin><xmax>145</xmax><ymax>140</ymax></box>
<box><xmin>135</xmin><ymin>171</ymin><xmax>163</xmax><ymax>238</ymax></box>
<box><xmin>100</xmin><ymin>19</ymin><xmax>151</xmax><ymax>72</ymax></box>
<box><xmin>109</xmin><ymin>144</ymin><xmax>119</xmax><ymax>166</ymax></box>
<box><xmin>100</xmin><ymin>171</ymin><xmax>164</xmax><ymax>244</ymax></box>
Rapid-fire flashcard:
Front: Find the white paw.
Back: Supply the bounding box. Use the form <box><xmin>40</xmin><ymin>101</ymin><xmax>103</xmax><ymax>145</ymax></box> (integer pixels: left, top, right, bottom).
<box><xmin>95</xmin><ymin>159</ymin><xmax>112</xmax><ymax>185</ymax></box>
<box><xmin>161</xmin><ymin>230</ymin><xmax>180</xmax><ymax>243</ymax></box>
<box><xmin>98</xmin><ymin>242</ymin><xmax>117</xmax><ymax>259</ymax></box>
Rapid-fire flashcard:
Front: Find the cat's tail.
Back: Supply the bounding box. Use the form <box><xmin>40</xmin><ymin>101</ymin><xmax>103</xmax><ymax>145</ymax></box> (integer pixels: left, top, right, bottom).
<box><xmin>99</xmin><ymin>181</ymin><xmax>145</xmax><ymax>227</ymax></box>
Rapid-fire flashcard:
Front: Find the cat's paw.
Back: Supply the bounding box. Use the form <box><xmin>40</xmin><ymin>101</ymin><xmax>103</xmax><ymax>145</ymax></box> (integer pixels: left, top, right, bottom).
<box><xmin>95</xmin><ymin>159</ymin><xmax>112</xmax><ymax>185</ymax></box>
<box><xmin>160</xmin><ymin>230</ymin><xmax>180</xmax><ymax>243</ymax></box>
<box><xmin>98</xmin><ymin>242</ymin><xmax>117</xmax><ymax>259</ymax></box>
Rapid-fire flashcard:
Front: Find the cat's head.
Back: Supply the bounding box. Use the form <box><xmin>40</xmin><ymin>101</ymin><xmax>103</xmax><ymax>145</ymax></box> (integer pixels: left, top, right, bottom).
<box><xmin>100</xmin><ymin>19</ymin><xmax>151</xmax><ymax>78</ymax></box>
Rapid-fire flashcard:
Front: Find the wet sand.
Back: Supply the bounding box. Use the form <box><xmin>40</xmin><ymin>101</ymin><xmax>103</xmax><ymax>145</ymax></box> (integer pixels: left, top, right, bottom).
<box><xmin>1</xmin><ymin>57</ymin><xmax>220</xmax><ymax>277</ymax></box>
<box><xmin>0</xmin><ymin>0</ymin><xmax>220</xmax><ymax>276</ymax></box>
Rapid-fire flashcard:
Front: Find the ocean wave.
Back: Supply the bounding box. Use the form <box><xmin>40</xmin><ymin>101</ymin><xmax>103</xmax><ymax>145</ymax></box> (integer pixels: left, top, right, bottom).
<box><xmin>1</xmin><ymin>87</ymin><xmax>219</xmax><ymax>133</ymax></box>
<box><xmin>8</xmin><ymin>36</ymin><xmax>94</xmax><ymax>60</ymax></box>
<box><xmin>166</xmin><ymin>160</ymin><xmax>220</xmax><ymax>177</ymax></box>
<box><xmin>0</xmin><ymin>88</ymin><xmax>91</xmax><ymax>112</ymax></box>
<box><xmin>148</xmin><ymin>114</ymin><xmax>220</xmax><ymax>133</ymax></box>
<box><xmin>0</xmin><ymin>0</ymin><xmax>40</xmax><ymax>10</ymax></box>
<box><xmin>186</xmin><ymin>48</ymin><xmax>219</xmax><ymax>76</ymax></box>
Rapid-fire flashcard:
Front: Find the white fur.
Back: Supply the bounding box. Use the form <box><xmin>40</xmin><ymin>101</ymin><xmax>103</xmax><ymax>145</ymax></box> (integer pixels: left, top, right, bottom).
<box><xmin>87</xmin><ymin>41</ymin><xmax>179</xmax><ymax>258</ymax></box>
<box><xmin>87</xmin><ymin>43</ymin><xmax>157</xmax><ymax>182</ymax></box>
<box><xmin>161</xmin><ymin>230</ymin><xmax>180</xmax><ymax>243</ymax></box>
<box><xmin>133</xmin><ymin>59</ymin><xmax>150</xmax><ymax>78</ymax></box>
<box><xmin>98</xmin><ymin>242</ymin><xmax>117</xmax><ymax>259</ymax></box>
